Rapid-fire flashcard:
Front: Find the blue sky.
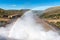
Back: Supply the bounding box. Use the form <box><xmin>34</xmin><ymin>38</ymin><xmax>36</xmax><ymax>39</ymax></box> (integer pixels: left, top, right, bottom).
<box><xmin>0</xmin><ymin>0</ymin><xmax>60</xmax><ymax>10</ymax></box>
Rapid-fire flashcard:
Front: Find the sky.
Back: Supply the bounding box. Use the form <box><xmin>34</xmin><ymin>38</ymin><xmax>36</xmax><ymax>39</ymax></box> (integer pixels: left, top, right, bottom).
<box><xmin>0</xmin><ymin>0</ymin><xmax>60</xmax><ymax>10</ymax></box>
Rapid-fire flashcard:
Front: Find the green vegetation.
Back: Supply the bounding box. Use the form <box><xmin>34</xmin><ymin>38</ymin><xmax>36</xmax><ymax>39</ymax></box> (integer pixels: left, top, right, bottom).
<box><xmin>49</xmin><ymin>22</ymin><xmax>60</xmax><ymax>28</ymax></box>
<box><xmin>40</xmin><ymin>14</ymin><xmax>60</xmax><ymax>19</ymax></box>
<box><xmin>55</xmin><ymin>22</ymin><xmax>60</xmax><ymax>28</ymax></box>
<box><xmin>40</xmin><ymin>6</ymin><xmax>60</xmax><ymax>28</ymax></box>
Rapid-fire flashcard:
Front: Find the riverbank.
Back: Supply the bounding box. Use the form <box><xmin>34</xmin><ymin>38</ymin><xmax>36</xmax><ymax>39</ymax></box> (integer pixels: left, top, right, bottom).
<box><xmin>0</xmin><ymin>17</ymin><xmax>19</xmax><ymax>39</ymax></box>
<box><xmin>35</xmin><ymin>17</ymin><xmax>60</xmax><ymax>32</ymax></box>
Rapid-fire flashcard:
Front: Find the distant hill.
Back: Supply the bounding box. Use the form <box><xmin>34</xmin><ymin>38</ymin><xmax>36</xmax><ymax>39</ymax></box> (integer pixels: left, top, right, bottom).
<box><xmin>32</xmin><ymin>10</ymin><xmax>43</xmax><ymax>16</ymax></box>
<box><xmin>0</xmin><ymin>8</ymin><xmax>30</xmax><ymax>18</ymax></box>
<box><xmin>40</xmin><ymin>6</ymin><xmax>60</xmax><ymax>19</ymax></box>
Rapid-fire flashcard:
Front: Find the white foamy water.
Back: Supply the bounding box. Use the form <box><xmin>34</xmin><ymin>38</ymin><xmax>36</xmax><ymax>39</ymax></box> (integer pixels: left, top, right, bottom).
<box><xmin>8</xmin><ymin>11</ymin><xmax>60</xmax><ymax>40</ymax></box>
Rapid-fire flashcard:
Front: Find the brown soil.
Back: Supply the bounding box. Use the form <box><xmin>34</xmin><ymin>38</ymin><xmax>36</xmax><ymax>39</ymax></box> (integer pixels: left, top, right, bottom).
<box><xmin>35</xmin><ymin>17</ymin><xmax>57</xmax><ymax>32</ymax></box>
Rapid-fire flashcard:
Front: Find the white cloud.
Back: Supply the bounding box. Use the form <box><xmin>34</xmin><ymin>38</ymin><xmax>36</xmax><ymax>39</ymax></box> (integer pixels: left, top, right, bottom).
<box><xmin>10</xmin><ymin>5</ymin><xmax>17</xmax><ymax>7</ymax></box>
<box><xmin>32</xmin><ymin>6</ymin><xmax>55</xmax><ymax>10</ymax></box>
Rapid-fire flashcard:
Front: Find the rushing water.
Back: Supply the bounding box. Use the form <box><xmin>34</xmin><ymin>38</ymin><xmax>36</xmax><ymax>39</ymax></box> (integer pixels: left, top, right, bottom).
<box><xmin>8</xmin><ymin>11</ymin><xmax>60</xmax><ymax>40</ymax></box>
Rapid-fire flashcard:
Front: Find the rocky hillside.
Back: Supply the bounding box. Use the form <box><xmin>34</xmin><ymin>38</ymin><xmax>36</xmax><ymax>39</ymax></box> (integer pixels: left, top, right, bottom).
<box><xmin>40</xmin><ymin>6</ymin><xmax>60</xmax><ymax>19</ymax></box>
<box><xmin>40</xmin><ymin>6</ymin><xmax>60</xmax><ymax>28</ymax></box>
